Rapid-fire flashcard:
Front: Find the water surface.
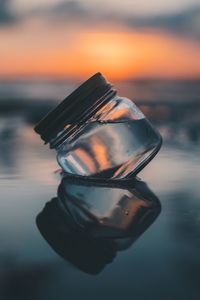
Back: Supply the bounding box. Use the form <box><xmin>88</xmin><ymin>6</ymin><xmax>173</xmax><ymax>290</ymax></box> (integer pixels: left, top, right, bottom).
<box><xmin>0</xmin><ymin>80</ymin><xmax>200</xmax><ymax>299</ymax></box>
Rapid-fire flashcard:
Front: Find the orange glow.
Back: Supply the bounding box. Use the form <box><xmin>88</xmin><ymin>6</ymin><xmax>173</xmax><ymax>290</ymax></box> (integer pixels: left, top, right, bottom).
<box><xmin>102</xmin><ymin>108</ymin><xmax>129</xmax><ymax>121</ymax></box>
<box><xmin>74</xmin><ymin>148</ymin><xmax>96</xmax><ymax>173</ymax></box>
<box><xmin>0</xmin><ymin>22</ymin><xmax>200</xmax><ymax>80</ymax></box>
<box><xmin>101</xmin><ymin>198</ymin><xmax>149</xmax><ymax>228</ymax></box>
<box><xmin>91</xmin><ymin>137</ymin><xmax>111</xmax><ymax>170</ymax></box>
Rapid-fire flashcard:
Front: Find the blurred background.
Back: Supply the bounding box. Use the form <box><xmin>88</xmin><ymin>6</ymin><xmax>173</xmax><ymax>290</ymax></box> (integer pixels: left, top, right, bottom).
<box><xmin>0</xmin><ymin>1</ymin><xmax>200</xmax><ymax>300</ymax></box>
<box><xmin>0</xmin><ymin>0</ymin><xmax>200</xmax><ymax>143</ymax></box>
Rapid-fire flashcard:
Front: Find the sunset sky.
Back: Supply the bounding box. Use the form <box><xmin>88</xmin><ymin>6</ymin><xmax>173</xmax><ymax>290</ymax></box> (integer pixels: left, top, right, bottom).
<box><xmin>1</xmin><ymin>0</ymin><xmax>200</xmax><ymax>80</ymax></box>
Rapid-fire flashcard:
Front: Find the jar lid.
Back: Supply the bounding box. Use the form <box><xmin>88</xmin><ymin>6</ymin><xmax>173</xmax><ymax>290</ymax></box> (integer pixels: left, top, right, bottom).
<box><xmin>34</xmin><ymin>72</ymin><xmax>116</xmax><ymax>146</ymax></box>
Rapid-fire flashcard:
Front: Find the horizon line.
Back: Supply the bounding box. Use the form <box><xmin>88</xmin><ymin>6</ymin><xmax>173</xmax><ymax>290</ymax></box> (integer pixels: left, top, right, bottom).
<box><xmin>0</xmin><ymin>75</ymin><xmax>200</xmax><ymax>82</ymax></box>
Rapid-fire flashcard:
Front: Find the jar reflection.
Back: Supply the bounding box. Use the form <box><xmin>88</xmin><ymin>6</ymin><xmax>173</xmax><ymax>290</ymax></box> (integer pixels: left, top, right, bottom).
<box><xmin>36</xmin><ymin>177</ymin><xmax>161</xmax><ymax>274</ymax></box>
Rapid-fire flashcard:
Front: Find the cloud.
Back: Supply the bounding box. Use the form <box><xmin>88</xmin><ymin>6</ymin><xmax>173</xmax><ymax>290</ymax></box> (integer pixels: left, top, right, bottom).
<box><xmin>1</xmin><ymin>0</ymin><xmax>200</xmax><ymax>40</ymax></box>
<box><xmin>0</xmin><ymin>0</ymin><xmax>18</xmax><ymax>25</ymax></box>
<box><xmin>38</xmin><ymin>1</ymin><xmax>200</xmax><ymax>40</ymax></box>
<box><xmin>36</xmin><ymin>0</ymin><xmax>87</xmax><ymax>20</ymax></box>
<box><xmin>125</xmin><ymin>7</ymin><xmax>200</xmax><ymax>40</ymax></box>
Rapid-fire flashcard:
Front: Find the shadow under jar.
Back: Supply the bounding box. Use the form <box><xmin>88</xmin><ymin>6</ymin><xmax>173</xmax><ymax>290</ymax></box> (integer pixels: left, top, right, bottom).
<box><xmin>34</xmin><ymin>73</ymin><xmax>162</xmax><ymax>179</ymax></box>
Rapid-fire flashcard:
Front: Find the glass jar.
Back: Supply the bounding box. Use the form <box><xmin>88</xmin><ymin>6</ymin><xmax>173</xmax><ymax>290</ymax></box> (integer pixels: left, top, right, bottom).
<box><xmin>35</xmin><ymin>73</ymin><xmax>162</xmax><ymax>179</ymax></box>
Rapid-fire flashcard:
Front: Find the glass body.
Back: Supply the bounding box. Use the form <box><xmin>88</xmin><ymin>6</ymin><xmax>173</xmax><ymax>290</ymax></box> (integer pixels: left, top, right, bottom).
<box><xmin>55</xmin><ymin>96</ymin><xmax>162</xmax><ymax>179</ymax></box>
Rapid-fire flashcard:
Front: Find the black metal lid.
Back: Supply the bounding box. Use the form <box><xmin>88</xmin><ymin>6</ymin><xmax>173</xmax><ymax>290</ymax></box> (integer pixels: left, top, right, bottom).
<box><xmin>34</xmin><ymin>72</ymin><xmax>116</xmax><ymax>146</ymax></box>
